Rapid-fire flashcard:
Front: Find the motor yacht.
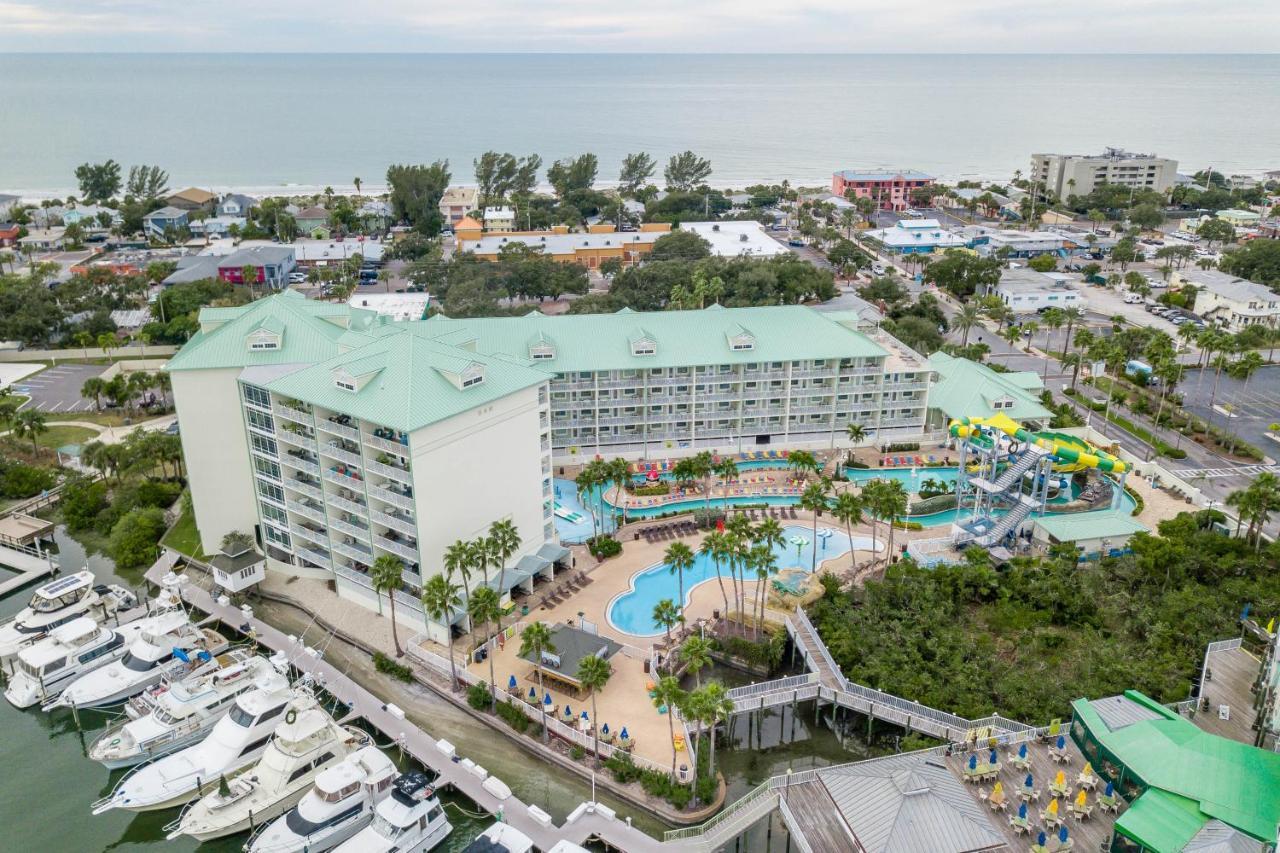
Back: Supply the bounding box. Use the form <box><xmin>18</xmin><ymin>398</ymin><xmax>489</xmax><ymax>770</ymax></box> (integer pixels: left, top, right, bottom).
<box><xmin>4</xmin><ymin>617</ymin><xmax>132</xmax><ymax>709</ymax></box>
<box><xmin>245</xmin><ymin>746</ymin><xmax>397</xmax><ymax>853</ymax></box>
<box><xmin>461</xmin><ymin>823</ymin><xmax>534</xmax><ymax>853</ymax></box>
<box><xmin>91</xmin><ymin>665</ymin><xmax>295</xmax><ymax>814</ymax></box>
<box><xmin>88</xmin><ymin>649</ymin><xmax>279</xmax><ymax>768</ymax></box>
<box><xmin>166</xmin><ymin>690</ymin><xmax>373</xmax><ymax>842</ymax></box>
<box><xmin>46</xmin><ymin>611</ymin><xmax>227</xmax><ymax>710</ymax></box>
<box><xmin>0</xmin><ymin>570</ymin><xmax>138</xmax><ymax>669</ymax></box>
<box><xmin>334</xmin><ymin>770</ymin><xmax>453</xmax><ymax>853</ymax></box>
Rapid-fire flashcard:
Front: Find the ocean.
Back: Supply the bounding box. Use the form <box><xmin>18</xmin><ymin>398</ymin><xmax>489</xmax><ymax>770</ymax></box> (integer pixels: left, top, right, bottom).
<box><xmin>1</xmin><ymin>53</ymin><xmax>1278</xmax><ymax>197</ymax></box>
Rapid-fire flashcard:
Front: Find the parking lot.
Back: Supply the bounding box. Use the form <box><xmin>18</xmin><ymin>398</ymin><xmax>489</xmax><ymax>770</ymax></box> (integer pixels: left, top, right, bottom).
<box><xmin>13</xmin><ymin>363</ymin><xmax>108</xmax><ymax>413</ymax></box>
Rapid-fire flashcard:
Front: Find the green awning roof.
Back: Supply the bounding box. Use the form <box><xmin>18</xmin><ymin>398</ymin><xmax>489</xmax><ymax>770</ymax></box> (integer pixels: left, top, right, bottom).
<box><xmin>1116</xmin><ymin>788</ymin><xmax>1210</xmax><ymax>853</ymax></box>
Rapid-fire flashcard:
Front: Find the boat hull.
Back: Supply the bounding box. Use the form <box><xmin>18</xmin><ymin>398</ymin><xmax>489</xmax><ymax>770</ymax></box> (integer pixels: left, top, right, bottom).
<box><xmin>91</xmin><ymin>724</ymin><xmax>212</xmax><ymax>770</ymax></box>
<box><xmin>180</xmin><ymin>786</ymin><xmax>311</xmax><ymax>843</ymax></box>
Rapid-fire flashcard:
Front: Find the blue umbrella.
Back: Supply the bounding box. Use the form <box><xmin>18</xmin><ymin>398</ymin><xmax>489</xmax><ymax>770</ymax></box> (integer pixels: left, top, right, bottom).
<box><xmin>1059</xmin><ymin>826</ymin><xmax>1068</xmax><ymax>843</ymax></box>
<box><xmin>508</xmin><ymin>674</ymin><xmax>518</xmax><ymax>690</ymax></box>
<box><xmin>527</xmin><ymin>686</ymin><xmax>536</xmax><ymax>700</ymax></box>
<box><xmin>989</xmin><ymin>748</ymin><xmax>998</xmax><ymax>764</ymax></box>
<box><xmin>563</xmin><ymin>704</ymin><xmax>573</xmax><ymax>719</ymax></box>
<box><xmin>581</xmin><ymin>710</ymin><xmax>589</xmax><ymax>721</ymax></box>
<box><xmin>1037</xmin><ymin>831</ymin><xmax>1047</xmax><ymax>847</ymax></box>
<box><xmin>1018</xmin><ymin>802</ymin><xmax>1027</xmax><ymax>819</ymax></box>
<box><xmin>602</xmin><ymin>723</ymin><xmax>610</xmax><ymax>735</ymax></box>
<box><xmin>1105</xmin><ymin>781</ymin><xmax>1114</xmax><ymax>796</ymax></box>
<box><xmin>620</xmin><ymin>726</ymin><xmax>629</xmax><ymax>740</ymax></box>
<box><xmin>1056</xmin><ymin>735</ymin><xmax>1066</xmax><ymax>750</ymax></box>
<box><xmin>969</xmin><ymin>754</ymin><xmax>978</xmax><ymax>770</ymax></box>
<box><xmin>1019</xmin><ymin>742</ymin><xmax>1027</xmax><ymax>759</ymax></box>
<box><xmin>544</xmin><ymin>692</ymin><xmax>553</xmax><ymax>706</ymax></box>
<box><xmin>1025</xmin><ymin>773</ymin><xmax>1033</xmax><ymax>788</ymax></box>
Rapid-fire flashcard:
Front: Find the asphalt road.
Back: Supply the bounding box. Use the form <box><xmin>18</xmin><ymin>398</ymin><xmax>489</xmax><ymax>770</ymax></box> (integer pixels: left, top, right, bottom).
<box><xmin>15</xmin><ymin>363</ymin><xmax>107</xmax><ymax>413</ymax></box>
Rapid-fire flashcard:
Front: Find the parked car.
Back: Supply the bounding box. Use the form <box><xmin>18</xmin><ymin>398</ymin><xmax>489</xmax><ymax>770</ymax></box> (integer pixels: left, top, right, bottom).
<box><xmin>871</xmin><ymin>263</ymin><xmax>887</xmax><ymax>275</ymax></box>
<box><xmin>1124</xmin><ymin>293</ymin><xmax>1143</xmax><ymax>304</ymax></box>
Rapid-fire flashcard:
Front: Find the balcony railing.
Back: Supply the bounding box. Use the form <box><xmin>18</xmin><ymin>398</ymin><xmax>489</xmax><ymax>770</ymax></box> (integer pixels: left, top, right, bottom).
<box><xmin>294</xmin><ymin>545</ymin><xmax>332</xmax><ymax>568</ymax></box>
<box><xmin>272</xmin><ymin>403</ymin><xmax>314</xmax><ymax>425</ymax></box>
<box><xmin>368</xmin><ymin>482</ymin><xmax>413</xmax><ymax>510</ymax></box>
<box><xmin>363</xmin><ymin>433</ymin><xmax>409</xmax><ymax>456</ymax></box>
<box><xmin>323</xmin><ymin>468</ymin><xmax>365</xmax><ymax>489</ymax></box>
<box><xmin>281</xmin><ymin>454</ymin><xmax>320</xmax><ymax>475</ymax></box>
<box><xmin>317</xmin><ymin>418</ymin><xmax>360</xmax><ymax>441</ymax></box>
<box><xmin>326</xmin><ymin>493</ymin><xmax>367</xmax><ymax>516</ymax></box>
<box><xmin>332</xmin><ymin>539</ymin><xmax>373</xmax><ymax>561</ymax></box>
<box><xmin>334</xmin><ymin>564</ymin><xmax>423</xmax><ymax>612</ymax></box>
<box><xmin>374</xmin><ymin>535</ymin><xmax>419</xmax><ymax>563</ymax></box>
<box><xmin>289</xmin><ymin>523</ymin><xmax>330</xmax><ymax>547</ymax></box>
<box><xmin>285</xmin><ymin>500</ymin><xmax>326</xmax><ymax>524</ymax></box>
<box><xmin>285</xmin><ymin>478</ymin><xmax>323</xmax><ymax>500</ymax></box>
<box><xmin>366</xmin><ymin>459</ymin><xmax>412</xmax><ymax>485</ymax></box>
<box><xmin>319</xmin><ymin>442</ymin><xmax>363</xmax><ymax>467</ymax></box>
<box><xmin>371</xmin><ymin>508</ymin><xmax>417</xmax><ymax>536</ymax></box>
<box><xmin>330</xmin><ymin>517</ymin><xmax>370</xmax><ymax>540</ymax></box>
<box><xmin>276</xmin><ymin>429</ymin><xmax>317</xmax><ymax>452</ymax></box>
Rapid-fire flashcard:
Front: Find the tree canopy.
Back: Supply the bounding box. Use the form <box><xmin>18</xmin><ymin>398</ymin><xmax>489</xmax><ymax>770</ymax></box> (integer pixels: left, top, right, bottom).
<box><xmin>386</xmin><ymin>161</ymin><xmax>451</xmax><ymax>235</ymax></box>
<box><xmin>923</xmin><ymin>250</ymin><xmax>1003</xmax><ymax>298</ymax></box>
<box><xmin>664</xmin><ymin>150</ymin><xmax>713</xmax><ymax>191</ymax></box>
<box><xmin>74</xmin><ymin>159</ymin><xmax>122</xmax><ymax>203</ymax></box>
<box><xmin>1219</xmin><ymin>239</ymin><xmax>1280</xmax><ymax>286</ymax></box>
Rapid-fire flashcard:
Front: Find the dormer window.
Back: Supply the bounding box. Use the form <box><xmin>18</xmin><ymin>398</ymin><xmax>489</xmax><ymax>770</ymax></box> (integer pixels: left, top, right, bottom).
<box><xmin>335</xmin><ymin>377</ymin><xmax>357</xmax><ymax>391</ymax></box>
<box><xmin>460</xmin><ymin>364</ymin><xmax>485</xmax><ymax>388</ymax></box>
<box><xmin>247</xmin><ymin>328</ymin><xmax>281</xmax><ymax>351</ymax></box>
<box><xmin>530</xmin><ymin>343</ymin><xmax>555</xmax><ymax>361</ymax></box>
<box><xmin>631</xmin><ymin>338</ymin><xmax>656</xmax><ymax>356</ymax></box>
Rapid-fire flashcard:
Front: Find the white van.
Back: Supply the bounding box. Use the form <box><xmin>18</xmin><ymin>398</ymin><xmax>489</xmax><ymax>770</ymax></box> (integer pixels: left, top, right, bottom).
<box><xmin>1123</xmin><ymin>293</ymin><xmax>1143</xmax><ymax>304</ymax></box>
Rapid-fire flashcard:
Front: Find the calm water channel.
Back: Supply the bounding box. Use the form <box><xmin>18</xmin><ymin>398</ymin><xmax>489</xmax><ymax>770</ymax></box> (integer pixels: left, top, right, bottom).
<box><xmin>1</xmin><ymin>528</ymin><xmax>882</xmax><ymax>851</ymax></box>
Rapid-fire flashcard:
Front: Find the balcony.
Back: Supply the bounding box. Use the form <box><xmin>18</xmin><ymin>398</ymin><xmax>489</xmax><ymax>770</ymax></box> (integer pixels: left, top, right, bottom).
<box><xmin>331</xmin><ymin>518</ymin><xmax>370</xmax><ymax>542</ymax></box>
<box><xmin>317</xmin><ymin>417</ymin><xmax>360</xmax><ymax>441</ymax></box>
<box><xmin>277</xmin><ymin>428</ymin><xmax>317</xmax><ymax>452</ymax></box>
<box><xmin>290</xmin><ymin>523</ymin><xmax>330</xmax><ymax>547</ymax></box>
<box><xmin>368</xmin><ymin>481</ymin><xmax>413</xmax><ymax>510</ymax></box>
<box><xmin>366</xmin><ymin>458</ymin><xmax>413</xmax><ymax>485</ymax></box>
<box><xmin>294</xmin><ymin>545</ymin><xmax>332</xmax><ymax>568</ymax></box>
<box><xmin>320</xmin><ymin>442</ymin><xmax>364</xmax><ymax>468</ymax></box>
<box><xmin>363</xmin><ymin>432</ymin><xmax>409</xmax><ymax>456</ymax></box>
<box><xmin>332</xmin><ymin>539</ymin><xmax>373</xmax><ymax>562</ymax></box>
<box><xmin>371</xmin><ymin>507</ymin><xmax>416</xmax><ymax>536</ymax></box>
<box><xmin>374</xmin><ymin>534</ymin><xmax>420</xmax><ymax>563</ymax></box>
<box><xmin>286</xmin><ymin>499</ymin><xmax>326</xmax><ymax>524</ymax></box>
<box><xmin>285</xmin><ymin>477</ymin><xmax>323</xmax><ymax>501</ymax></box>
<box><xmin>334</xmin><ymin>564</ymin><xmax>423</xmax><ymax>613</ymax></box>
<box><xmin>324</xmin><ymin>467</ymin><xmax>365</xmax><ymax>489</ymax></box>
<box><xmin>281</xmin><ymin>453</ymin><xmax>320</xmax><ymax>476</ymax></box>
<box><xmin>273</xmin><ymin>402</ymin><xmax>314</xmax><ymax>425</ymax></box>
<box><xmin>327</xmin><ymin>493</ymin><xmax>367</xmax><ymax>516</ymax></box>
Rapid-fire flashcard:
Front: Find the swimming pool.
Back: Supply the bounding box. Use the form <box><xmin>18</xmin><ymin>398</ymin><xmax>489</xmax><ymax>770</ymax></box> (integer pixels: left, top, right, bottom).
<box><xmin>606</xmin><ymin>525</ymin><xmax>882</xmax><ymax>637</ymax></box>
<box><xmin>553</xmin><ymin>479</ymin><xmax>615</xmax><ymax>544</ymax></box>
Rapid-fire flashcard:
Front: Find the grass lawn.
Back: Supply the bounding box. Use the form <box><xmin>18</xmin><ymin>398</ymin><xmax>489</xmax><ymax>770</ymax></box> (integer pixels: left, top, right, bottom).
<box><xmin>36</xmin><ymin>424</ymin><xmax>99</xmax><ymax>450</ymax></box>
<box><xmin>45</xmin><ymin>409</ymin><xmax>144</xmax><ymax>427</ymax></box>
<box><xmin>162</xmin><ymin>508</ymin><xmax>205</xmax><ymax>560</ymax></box>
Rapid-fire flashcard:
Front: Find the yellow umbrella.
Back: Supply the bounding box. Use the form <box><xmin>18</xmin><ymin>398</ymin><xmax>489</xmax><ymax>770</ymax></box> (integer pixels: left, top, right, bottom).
<box><xmin>1076</xmin><ymin>789</ymin><xmax>1088</xmax><ymax>808</ymax></box>
<box><xmin>1082</xmin><ymin>762</ymin><xmax>1093</xmax><ymax>777</ymax></box>
<box><xmin>1047</xmin><ymin>798</ymin><xmax>1059</xmax><ymax>817</ymax></box>
<box><xmin>993</xmin><ymin>781</ymin><xmax>1004</xmax><ymax>796</ymax></box>
<box><xmin>1268</xmin><ymin>617</ymin><xmax>1275</xmax><ymax>633</ymax></box>
<box><xmin>1055</xmin><ymin>770</ymin><xmax>1065</xmax><ymax>787</ymax></box>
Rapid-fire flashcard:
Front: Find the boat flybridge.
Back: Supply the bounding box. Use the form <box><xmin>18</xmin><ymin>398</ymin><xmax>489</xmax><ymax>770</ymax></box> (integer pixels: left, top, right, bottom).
<box><xmin>0</xmin><ymin>570</ymin><xmax>138</xmax><ymax>668</ymax></box>
<box><xmin>46</xmin><ymin>611</ymin><xmax>227</xmax><ymax>710</ymax></box>
<box><xmin>91</xmin><ymin>656</ymin><xmax>296</xmax><ymax>814</ymax></box>
<box><xmin>88</xmin><ymin>649</ymin><xmax>278</xmax><ymax>768</ymax></box>
<box><xmin>166</xmin><ymin>689</ymin><xmax>373</xmax><ymax>842</ymax></box>
<box><xmin>334</xmin><ymin>770</ymin><xmax>453</xmax><ymax>853</ymax></box>
<box><xmin>460</xmin><ymin>823</ymin><xmax>534</xmax><ymax>853</ymax></box>
<box><xmin>245</xmin><ymin>746</ymin><xmax>397</xmax><ymax>853</ymax></box>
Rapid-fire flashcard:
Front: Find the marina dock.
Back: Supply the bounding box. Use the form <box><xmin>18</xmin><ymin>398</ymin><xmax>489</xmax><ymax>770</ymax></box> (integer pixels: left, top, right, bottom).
<box><xmin>0</xmin><ymin>542</ymin><xmax>57</xmax><ymax>597</ymax></box>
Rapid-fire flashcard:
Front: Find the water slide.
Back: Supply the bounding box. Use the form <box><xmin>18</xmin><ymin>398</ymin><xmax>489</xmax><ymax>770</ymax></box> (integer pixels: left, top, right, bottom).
<box><xmin>949</xmin><ymin>413</ymin><xmax>1127</xmax><ymax>474</ymax></box>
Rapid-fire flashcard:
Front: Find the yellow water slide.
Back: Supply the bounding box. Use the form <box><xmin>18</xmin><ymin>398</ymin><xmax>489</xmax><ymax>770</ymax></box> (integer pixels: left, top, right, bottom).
<box><xmin>949</xmin><ymin>413</ymin><xmax>1127</xmax><ymax>474</ymax></box>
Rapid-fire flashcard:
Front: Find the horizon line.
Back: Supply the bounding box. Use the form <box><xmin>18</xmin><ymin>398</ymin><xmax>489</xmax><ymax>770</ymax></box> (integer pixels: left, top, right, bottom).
<box><xmin>3</xmin><ymin>50</ymin><xmax>1279</xmax><ymax>56</ymax></box>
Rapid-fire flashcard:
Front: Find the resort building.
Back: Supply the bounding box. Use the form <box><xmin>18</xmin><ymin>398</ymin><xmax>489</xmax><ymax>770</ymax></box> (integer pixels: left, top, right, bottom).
<box><xmin>425</xmin><ymin>305</ymin><xmax>932</xmax><ymax>461</ymax></box>
<box><xmin>1179</xmin><ymin>269</ymin><xmax>1280</xmax><ymax>332</ymax></box>
<box><xmin>924</xmin><ymin>351</ymin><xmax>1051</xmax><ymax>431</ymax></box>
<box><xmin>985</xmin><ymin>267</ymin><xmax>1086</xmax><ymax>314</ymax></box>
<box><xmin>17</xmin><ymin>227</ymin><xmax>68</xmax><ymax>251</ymax></box>
<box><xmin>483</xmin><ymin>206</ymin><xmax>516</xmax><ymax>232</ymax></box>
<box><xmin>830</xmin><ymin>169</ymin><xmax>934</xmax><ymax>212</ymax></box>
<box><xmin>963</xmin><ymin>226</ymin><xmax>1067</xmax><ymax>258</ymax></box>
<box><xmin>215</xmin><ymin>246</ymin><xmax>297</xmax><ymax>288</ymax></box>
<box><xmin>863</xmin><ymin>218</ymin><xmax>968</xmax><ymax>255</ymax></box>
<box><xmin>1032</xmin><ymin>510</ymin><xmax>1148</xmax><ymax>558</ymax></box>
<box><xmin>165</xmin><ymin>187</ymin><xmax>218</xmax><ymax>212</ymax></box>
<box><xmin>1071</xmin><ymin>690</ymin><xmax>1280</xmax><ymax>852</ymax></box>
<box><xmin>439</xmin><ymin>187</ymin><xmax>479</xmax><ymax>228</ymax></box>
<box><xmin>142</xmin><ymin>206</ymin><xmax>189</xmax><ymax>240</ymax></box>
<box><xmin>1030</xmin><ymin>148</ymin><xmax>1179</xmax><ymax>199</ymax></box>
<box><xmin>676</xmin><ymin>220</ymin><xmax>789</xmax><ymax>257</ymax></box>
<box><xmin>457</xmin><ymin>222</ymin><xmax>672</xmax><ymax>269</ymax></box>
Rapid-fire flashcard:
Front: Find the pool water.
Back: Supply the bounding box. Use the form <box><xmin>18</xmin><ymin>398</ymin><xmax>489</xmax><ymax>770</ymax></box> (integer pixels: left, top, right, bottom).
<box><xmin>607</xmin><ymin>525</ymin><xmax>882</xmax><ymax>637</ymax></box>
<box><xmin>552</xmin><ymin>479</ymin><xmax>615</xmax><ymax>544</ymax></box>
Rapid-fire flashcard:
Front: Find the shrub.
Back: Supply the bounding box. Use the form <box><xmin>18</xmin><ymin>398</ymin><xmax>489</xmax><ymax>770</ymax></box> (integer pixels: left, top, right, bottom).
<box><xmin>61</xmin><ymin>477</ymin><xmax>109</xmax><ymax>531</ymax></box>
<box><xmin>587</xmin><ymin>536</ymin><xmax>622</xmax><ymax>559</ymax></box>
<box><xmin>466</xmin><ymin>681</ymin><xmax>492</xmax><ymax>710</ymax></box>
<box><xmin>0</xmin><ymin>460</ymin><xmax>55</xmax><ymax>500</ymax></box>
<box><xmin>373</xmin><ymin>651</ymin><xmax>414</xmax><ymax>682</ymax></box>
<box><xmin>631</xmin><ymin>482</ymin><xmax>670</xmax><ymax>497</ymax></box>
<box><xmin>695</xmin><ymin>773</ymin><xmax>717</xmax><ymax>804</ymax></box>
<box><xmin>495</xmin><ymin>698</ymin><xmax>532</xmax><ymax>733</ymax></box>
<box><xmin>714</xmin><ymin>629</ymin><xmax>786</xmax><ymax>669</ymax></box>
<box><xmin>693</xmin><ymin>508</ymin><xmax>726</xmax><ymax>529</ymax></box>
<box><xmin>845</xmin><ymin>458</ymin><xmax>870</xmax><ymax>469</ymax></box>
<box><xmin>885</xmin><ymin>442</ymin><xmax>920</xmax><ymax>453</ymax></box>
<box><xmin>107</xmin><ymin>506</ymin><xmax>167</xmax><ymax>568</ymax></box>
<box><xmin>570</xmin><ymin>744</ymin><xmax>585</xmax><ymax>761</ymax></box>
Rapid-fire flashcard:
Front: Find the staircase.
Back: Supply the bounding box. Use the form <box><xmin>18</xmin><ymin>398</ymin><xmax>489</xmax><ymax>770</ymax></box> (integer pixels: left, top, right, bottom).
<box><xmin>972</xmin><ymin>493</ymin><xmax>1038</xmax><ymax>547</ymax></box>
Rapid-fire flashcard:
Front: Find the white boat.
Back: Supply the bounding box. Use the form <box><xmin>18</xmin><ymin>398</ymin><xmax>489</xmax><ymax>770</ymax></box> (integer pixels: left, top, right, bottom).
<box><xmin>166</xmin><ymin>691</ymin><xmax>373</xmax><ymax>842</ymax></box>
<box><xmin>334</xmin><ymin>770</ymin><xmax>453</xmax><ymax>853</ymax></box>
<box><xmin>88</xmin><ymin>650</ymin><xmax>280</xmax><ymax>769</ymax></box>
<box><xmin>0</xmin><ymin>570</ymin><xmax>137</xmax><ymax>669</ymax></box>
<box><xmin>459</xmin><ymin>822</ymin><xmax>532</xmax><ymax>853</ymax></box>
<box><xmin>91</xmin><ymin>666</ymin><xmax>296</xmax><ymax>814</ymax></box>
<box><xmin>4</xmin><ymin>617</ymin><xmax>132</xmax><ymax>709</ymax></box>
<box><xmin>245</xmin><ymin>746</ymin><xmax>397</xmax><ymax>853</ymax></box>
<box><xmin>46</xmin><ymin>611</ymin><xmax>227</xmax><ymax>710</ymax></box>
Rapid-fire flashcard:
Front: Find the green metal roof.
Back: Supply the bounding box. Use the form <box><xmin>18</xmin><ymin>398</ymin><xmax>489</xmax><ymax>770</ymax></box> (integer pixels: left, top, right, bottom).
<box><xmin>1072</xmin><ymin>691</ymin><xmax>1280</xmax><ymax>845</ymax></box>
<box><xmin>1116</xmin><ymin>788</ymin><xmax>1211</xmax><ymax>852</ymax></box>
<box><xmin>419</xmin><ymin>305</ymin><xmax>889</xmax><ymax>372</ymax></box>
<box><xmin>926</xmin><ymin>352</ymin><xmax>1052</xmax><ymax>422</ymax></box>
<box><xmin>1034</xmin><ymin>509</ymin><xmax>1147</xmax><ymax>542</ymax></box>
<box><xmin>261</xmin><ymin>331</ymin><xmax>549</xmax><ymax>434</ymax></box>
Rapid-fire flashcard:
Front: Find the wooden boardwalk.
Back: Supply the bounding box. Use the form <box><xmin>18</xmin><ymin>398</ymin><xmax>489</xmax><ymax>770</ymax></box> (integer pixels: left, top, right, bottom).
<box><xmin>782</xmin><ymin>781</ymin><xmax>857</xmax><ymax>852</ymax></box>
<box><xmin>144</xmin><ymin>553</ymin><xmax>673</xmax><ymax>853</ymax></box>
<box><xmin>1195</xmin><ymin>641</ymin><xmax>1261</xmax><ymax>745</ymax></box>
<box><xmin>0</xmin><ymin>542</ymin><xmax>57</xmax><ymax>596</ymax></box>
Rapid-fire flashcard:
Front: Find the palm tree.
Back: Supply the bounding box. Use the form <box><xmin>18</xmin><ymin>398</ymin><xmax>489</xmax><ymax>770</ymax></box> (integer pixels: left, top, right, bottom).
<box><xmin>680</xmin><ymin>635</ymin><xmax>712</xmax><ymax>688</ymax></box>
<box><xmin>664</xmin><ymin>541</ymin><xmax>695</xmax><ymax>613</ymax></box>
<box><xmin>845</xmin><ymin>422</ymin><xmax>866</xmax><ymax>448</ymax></box>
<box><xmin>443</xmin><ymin>539</ymin><xmax>474</xmax><ymax>630</ymax></box>
<box><xmin>701</xmin><ymin>681</ymin><xmax>734</xmax><ymax>784</ymax></box>
<box><xmin>468</xmin><ymin>586</ymin><xmax>502</xmax><ymax>710</ymax></box>
<box><xmin>799</xmin><ymin>480</ymin><xmax>830</xmax><ymax>572</ymax></box>
<box><xmin>370</xmin><ymin>555</ymin><xmax>406</xmax><ymax>656</ymax></box>
<box><xmin>81</xmin><ymin>376</ymin><xmax>107</xmax><ymax>412</ymax></box>
<box><xmin>152</xmin><ymin>371</ymin><xmax>172</xmax><ymax>408</ymax></box>
<box><xmin>787</xmin><ymin>449</ymin><xmax>820</xmax><ymax>484</ymax></box>
<box><xmin>12</xmin><ymin>409</ymin><xmax>47</xmax><ymax>456</ymax></box>
<box><xmin>877</xmin><ymin>480</ymin><xmax>910</xmax><ymax>561</ymax></box>
<box><xmin>469</xmin><ymin>537</ymin><xmax>494</xmax><ymax>594</ymax></box>
<box><xmin>421</xmin><ymin>574</ymin><xmax>462</xmax><ymax>688</ymax></box>
<box><xmin>1061</xmin><ymin>352</ymin><xmax>1085</xmax><ymax>390</ymax></box>
<box><xmin>859</xmin><ymin>480</ymin><xmax>886</xmax><ymax>561</ymax></box>
<box><xmin>486</xmin><ymin>519</ymin><xmax>521</xmax><ymax>630</ymax></box>
<box><xmin>575</xmin><ymin>465</ymin><xmax>601</xmax><ymax>541</ymax></box>
<box><xmin>690</xmin><ymin>451</ymin><xmax>715</xmax><ymax>513</ymax></box>
<box><xmin>605</xmin><ymin>457</ymin><xmax>630</xmax><ymax>526</ymax></box>
<box><xmin>723</xmin><ymin>514</ymin><xmax>753</xmax><ymax>619</ymax></box>
<box><xmin>651</xmin><ymin>676</ymin><xmax>686</xmax><ymax>778</ymax></box>
<box><xmin>1041</xmin><ymin>307</ymin><xmax>1065</xmax><ymax>355</ymax></box>
<box><xmin>1059</xmin><ymin>307</ymin><xmax>1084</xmax><ymax>358</ymax></box>
<box><xmin>652</xmin><ymin>598</ymin><xmax>681</xmax><ymax>649</ymax></box>
<box><xmin>699</xmin><ymin>531</ymin><xmax>732</xmax><ymax>619</ymax></box>
<box><xmin>1227</xmin><ymin>473</ymin><xmax>1280</xmax><ymax>549</ymax></box>
<box><xmin>96</xmin><ymin>331</ymin><xmax>116</xmax><ymax>360</ymax></box>
<box><xmin>954</xmin><ymin>302</ymin><xmax>983</xmax><ymax>347</ymax></box>
<box><xmin>831</xmin><ymin>491</ymin><xmax>863</xmax><ymax>570</ymax></box>
<box><xmin>353</xmin><ymin>177</ymin><xmax>363</xmax><ymax>197</ymax></box>
<box><xmin>576</xmin><ymin>655</ymin><xmax>612</xmax><ymax>767</ymax></box>
<box><xmin>72</xmin><ymin>330</ymin><xmax>93</xmax><ymax>360</ymax></box>
<box><xmin>713</xmin><ymin>457</ymin><xmax>738</xmax><ymax>504</ymax></box>
<box><xmin>747</xmin><ymin>541</ymin><xmax>777</xmax><ymax>638</ymax></box>
<box><xmin>518</xmin><ymin>622</ymin><xmax>556</xmax><ymax>742</ymax></box>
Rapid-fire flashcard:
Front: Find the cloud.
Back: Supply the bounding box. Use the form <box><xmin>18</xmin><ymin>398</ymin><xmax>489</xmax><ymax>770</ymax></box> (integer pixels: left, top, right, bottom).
<box><xmin>1</xmin><ymin>0</ymin><xmax>1276</xmax><ymax>51</ymax></box>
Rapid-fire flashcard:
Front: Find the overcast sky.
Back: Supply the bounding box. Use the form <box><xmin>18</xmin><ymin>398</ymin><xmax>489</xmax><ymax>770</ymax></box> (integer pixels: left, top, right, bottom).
<box><xmin>1</xmin><ymin>0</ymin><xmax>1276</xmax><ymax>53</ymax></box>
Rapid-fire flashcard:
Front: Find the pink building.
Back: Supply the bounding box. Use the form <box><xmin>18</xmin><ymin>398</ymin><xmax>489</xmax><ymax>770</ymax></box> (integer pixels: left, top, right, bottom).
<box><xmin>832</xmin><ymin>169</ymin><xmax>934</xmax><ymax>212</ymax></box>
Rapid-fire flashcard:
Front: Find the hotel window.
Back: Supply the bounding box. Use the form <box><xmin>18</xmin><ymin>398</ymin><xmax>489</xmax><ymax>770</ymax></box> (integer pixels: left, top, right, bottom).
<box><xmin>246</xmin><ymin>409</ymin><xmax>275</xmax><ymax>433</ymax></box>
<box><xmin>260</xmin><ymin>502</ymin><xmax>288</xmax><ymax>525</ymax></box>
<box><xmin>250</xmin><ymin>433</ymin><xmax>278</xmax><ymax>457</ymax></box>
<box><xmin>254</xmin><ymin>457</ymin><xmax>282</xmax><ymax>482</ymax></box>
<box><xmin>242</xmin><ymin>384</ymin><xmax>271</xmax><ymax>409</ymax></box>
<box><xmin>264</xmin><ymin>526</ymin><xmax>291</xmax><ymax>548</ymax></box>
<box><xmin>335</xmin><ymin>378</ymin><xmax>357</xmax><ymax>392</ymax></box>
<box><xmin>530</xmin><ymin>346</ymin><xmax>555</xmax><ymax>360</ymax></box>
<box><xmin>257</xmin><ymin>480</ymin><xmax>285</xmax><ymax>505</ymax></box>
<box><xmin>461</xmin><ymin>374</ymin><xmax>484</xmax><ymax>388</ymax></box>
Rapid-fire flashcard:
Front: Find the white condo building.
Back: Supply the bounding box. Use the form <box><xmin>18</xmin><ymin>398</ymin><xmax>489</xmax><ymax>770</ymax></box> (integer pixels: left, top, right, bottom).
<box><xmin>1030</xmin><ymin>148</ymin><xmax>1178</xmax><ymax>199</ymax></box>
<box><xmin>166</xmin><ymin>293</ymin><xmax>931</xmax><ymax>636</ymax></box>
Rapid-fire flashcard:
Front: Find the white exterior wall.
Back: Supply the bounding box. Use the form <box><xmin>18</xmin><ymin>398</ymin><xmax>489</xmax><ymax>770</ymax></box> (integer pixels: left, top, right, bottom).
<box><xmin>172</xmin><ymin>367</ymin><xmax>259</xmax><ymax>554</ymax></box>
<box><xmin>409</xmin><ymin>383</ymin><xmax>551</xmax><ymax>591</ymax></box>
